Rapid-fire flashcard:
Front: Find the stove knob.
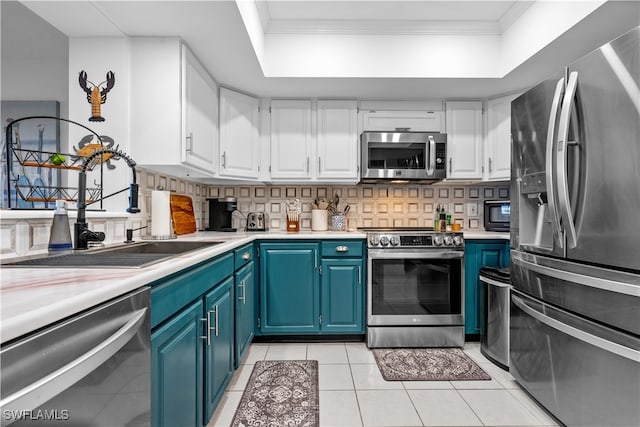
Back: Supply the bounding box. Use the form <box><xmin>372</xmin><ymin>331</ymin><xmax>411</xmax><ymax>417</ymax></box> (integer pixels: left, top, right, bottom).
<box><xmin>390</xmin><ymin>236</ymin><xmax>400</xmax><ymax>246</ymax></box>
<box><xmin>433</xmin><ymin>235</ymin><xmax>444</xmax><ymax>246</ymax></box>
<box><xmin>369</xmin><ymin>235</ymin><xmax>380</xmax><ymax>246</ymax></box>
<box><xmin>444</xmin><ymin>235</ymin><xmax>453</xmax><ymax>246</ymax></box>
<box><xmin>453</xmin><ymin>236</ymin><xmax>464</xmax><ymax>246</ymax></box>
<box><xmin>379</xmin><ymin>235</ymin><xmax>390</xmax><ymax>246</ymax></box>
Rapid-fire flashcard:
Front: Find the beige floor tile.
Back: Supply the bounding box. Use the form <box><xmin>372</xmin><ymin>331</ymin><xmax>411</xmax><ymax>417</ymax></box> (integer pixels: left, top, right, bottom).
<box><xmin>458</xmin><ymin>389</ymin><xmax>543</xmax><ymax>426</ymax></box>
<box><xmin>264</xmin><ymin>343</ymin><xmax>307</xmax><ymax>360</ymax></box>
<box><xmin>319</xmin><ymin>364</ymin><xmax>355</xmax><ymax>390</ymax></box>
<box><xmin>509</xmin><ymin>388</ymin><xmax>562</xmax><ymax>426</ymax></box>
<box><xmin>350</xmin><ymin>364</ymin><xmax>404</xmax><ymax>390</ymax></box>
<box><xmin>407</xmin><ymin>389</ymin><xmax>483</xmax><ymax>426</ymax></box>
<box><xmin>356</xmin><ymin>390</ymin><xmax>422</xmax><ymax>427</ymax></box>
<box><xmin>227</xmin><ymin>362</ymin><xmax>255</xmax><ymax>391</ymax></box>
<box><xmin>320</xmin><ymin>390</ymin><xmax>363</xmax><ymax>427</ymax></box>
<box><xmin>241</xmin><ymin>343</ymin><xmax>269</xmax><ymax>364</ymax></box>
<box><xmin>402</xmin><ymin>379</ymin><xmax>454</xmax><ymax>390</ymax></box>
<box><xmin>479</xmin><ymin>361</ymin><xmax>520</xmax><ymax>389</ymax></box>
<box><xmin>345</xmin><ymin>342</ymin><xmax>377</xmax><ymax>364</ymax></box>
<box><xmin>307</xmin><ymin>342</ymin><xmax>349</xmax><ymax>364</ymax></box>
<box><xmin>206</xmin><ymin>391</ymin><xmax>242</xmax><ymax>427</ymax></box>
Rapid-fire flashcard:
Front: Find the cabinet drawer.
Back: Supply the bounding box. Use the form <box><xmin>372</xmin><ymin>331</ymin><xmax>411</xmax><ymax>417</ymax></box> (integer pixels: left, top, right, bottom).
<box><xmin>321</xmin><ymin>241</ymin><xmax>363</xmax><ymax>257</ymax></box>
<box><xmin>234</xmin><ymin>243</ymin><xmax>254</xmax><ymax>270</ymax></box>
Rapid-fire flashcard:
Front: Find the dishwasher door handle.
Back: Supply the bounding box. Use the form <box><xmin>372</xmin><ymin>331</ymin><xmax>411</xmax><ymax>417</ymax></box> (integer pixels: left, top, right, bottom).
<box><xmin>0</xmin><ymin>308</ymin><xmax>147</xmax><ymax>413</ymax></box>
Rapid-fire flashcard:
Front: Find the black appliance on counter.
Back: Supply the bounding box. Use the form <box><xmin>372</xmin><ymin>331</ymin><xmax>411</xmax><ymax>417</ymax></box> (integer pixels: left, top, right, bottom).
<box><xmin>206</xmin><ymin>197</ymin><xmax>237</xmax><ymax>232</ymax></box>
<box><xmin>483</xmin><ymin>200</ymin><xmax>510</xmax><ymax>232</ymax></box>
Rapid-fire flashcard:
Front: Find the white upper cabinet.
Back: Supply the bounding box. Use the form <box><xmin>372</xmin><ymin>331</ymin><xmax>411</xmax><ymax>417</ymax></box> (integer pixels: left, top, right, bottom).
<box><xmin>316</xmin><ymin>100</ymin><xmax>359</xmax><ymax>180</ymax></box>
<box><xmin>361</xmin><ymin>110</ymin><xmax>442</xmax><ymax>132</ymax></box>
<box><xmin>130</xmin><ymin>38</ymin><xmax>217</xmax><ymax>178</ymax></box>
<box><xmin>485</xmin><ymin>93</ymin><xmax>519</xmax><ymax>181</ymax></box>
<box><xmin>445</xmin><ymin>101</ymin><xmax>483</xmax><ymax>179</ymax></box>
<box><xmin>269</xmin><ymin>100</ymin><xmax>313</xmax><ymax>180</ymax></box>
<box><xmin>218</xmin><ymin>87</ymin><xmax>260</xmax><ymax>180</ymax></box>
<box><xmin>182</xmin><ymin>46</ymin><xmax>218</xmax><ymax>173</ymax></box>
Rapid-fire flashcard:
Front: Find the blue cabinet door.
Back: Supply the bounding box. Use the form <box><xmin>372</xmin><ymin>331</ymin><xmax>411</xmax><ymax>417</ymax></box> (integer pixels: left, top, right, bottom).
<box><xmin>151</xmin><ymin>299</ymin><xmax>203</xmax><ymax>427</ymax></box>
<box><xmin>321</xmin><ymin>258</ymin><xmax>364</xmax><ymax>333</ymax></box>
<box><xmin>203</xmin><ymin>277</ymin><xmax>234</xmax><ymax>424</ymax></box>
<box><xmin>259</xmin><ymin>243</ymin><xmax>320</xmax><ymax>334</ymax></box>
<box><xmin>464</xmin><ymin>240</ymin><xmax>510</xmax><ymax>335</ymax></box>
<box><xmin>235</xmin><ymin>261</ymin><xmax>255</xmax><ymax>368</ymax></box>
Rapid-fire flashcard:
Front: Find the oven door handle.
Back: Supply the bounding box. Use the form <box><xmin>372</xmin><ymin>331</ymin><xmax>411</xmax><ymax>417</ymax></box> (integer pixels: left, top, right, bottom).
<box><xmin>368</xmin><ymin>249</ymin><xmax>464</xmax><ymax>260</ymax></box>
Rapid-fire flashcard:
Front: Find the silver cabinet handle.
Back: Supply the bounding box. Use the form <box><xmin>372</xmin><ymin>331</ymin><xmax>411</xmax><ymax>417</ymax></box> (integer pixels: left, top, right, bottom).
<box><xmin>242</xmin><ymin>252</ymin><xmax>251</xmax><ymax>260</ymax></box>
<box><xmin>0</xmin><ymin>308</ymin><xmax>146</xmax><ymax>413</ymax></box>
<box><xmin>427</xmin><ymin>135</ymin><xmax>435</xmax><ymax>175</ymax></box>
<box><xmin>512</xmin><ymin>295</ymin><xmax>640</xmax><ymax>362</ymax></box>
<box><xmin>222</xmin><ymin>151</ymin><xmax>226</xmax><ymax>168</ymax></box>
<box><xmin>448</xmin><ymin>158</ymin><xmax>452</xmax><ymax>174</ymax></box>
<box><xmin>318</xmin><ymin>157</ymin><xmax>321</xmax><ymax>174</ymax></box>
<box><xmin>545</xmin><ymin>77</ymin><xmax>565</xmax><ymax>248</ymax></box>
<box><xmin>201</xmin><ymin>314</ymin><xmax>211</xmax><ymax>346</ymax></box>
<box><xmin>357</xmin><ymin>265</ymin><xmax>361</xmax><ymax>285</ymax></box>
<box><xmin>186</xmin><ymin>132</ymin><xmax>194</xmax><ymax>153</ymax></box>
<box><xmin>238</xmin><ymin>280</ymin><xmax>246</xmax><ymax>304</ymax></box>
<box><xmin>212</xmin><ymin>306</ymin><xmax>219</xmax><ymax>337</ymax></box>
<box><xmin>306</xmin><ymin>156</ymin><xmax>310</xmax><ymax>173</ymax></box>
<box><xmin>556</xmin><ymin>71</ymin><xmax>579</xmax><ymax>249</ymax></box>
<box><xmin>488</xmin><ymin>157</ymin><xmax>492</xmax><ymax>174</ymax></box>
<box><xmin>336</xmin><ymin>245</ymin><xmax>349</xmax><ymax>253</ymax></box>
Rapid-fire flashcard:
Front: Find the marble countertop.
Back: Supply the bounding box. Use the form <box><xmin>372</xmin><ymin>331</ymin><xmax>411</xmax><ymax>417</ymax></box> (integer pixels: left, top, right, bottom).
<box><xmin>0</xmin><ymin>230</ymin><xmax>364</xmax><ymax>343</ymax></box>
<box><xmin>0</xmin><ymin>228</ymin><xmax>509</xmax><ymax>343</ymax></box>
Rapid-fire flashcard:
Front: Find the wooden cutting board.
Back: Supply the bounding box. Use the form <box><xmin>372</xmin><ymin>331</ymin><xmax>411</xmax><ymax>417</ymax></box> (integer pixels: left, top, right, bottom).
<box><xmin>169</xmin><ymin>194</ymin><xmax>197</xmax><ymax>235</ymax></box>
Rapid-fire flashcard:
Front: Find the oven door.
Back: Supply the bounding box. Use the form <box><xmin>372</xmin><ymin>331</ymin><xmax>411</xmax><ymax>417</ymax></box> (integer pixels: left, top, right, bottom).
<box><xmin>367</xmin><ymin>249</ymin><xmax>464</xmax><ymax>326</ymax></box>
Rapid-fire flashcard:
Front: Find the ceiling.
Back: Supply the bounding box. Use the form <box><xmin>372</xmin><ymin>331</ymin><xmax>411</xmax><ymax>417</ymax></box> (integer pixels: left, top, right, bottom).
<box><xmin>17</xmin><ymin>0</ymin><xmax>640</xmax><ymax>99</ymax></box>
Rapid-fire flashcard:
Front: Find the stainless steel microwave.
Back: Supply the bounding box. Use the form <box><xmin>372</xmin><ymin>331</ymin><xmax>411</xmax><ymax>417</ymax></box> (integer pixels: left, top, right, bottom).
<box><xmin>484</xmin><ymin>200</ymin><xmax>510</xmax><ymax>232</ymax></box>
<box><xmin>360</xmin><ymin>131</ymin><xmax>446</xmax><ymax>182</ymax></box>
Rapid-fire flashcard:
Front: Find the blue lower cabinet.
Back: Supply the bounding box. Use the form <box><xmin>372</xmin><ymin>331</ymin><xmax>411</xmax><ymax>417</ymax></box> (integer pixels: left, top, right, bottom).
<box><xmin>259</xmin><ymin>243</ymin><xmax>320</xmax><ymax>334</ymax></box>
<box><xmin>151</xmin><ymin>299</ymin><xmax>203</xmax><ymax>427</ymax></box>
<box><xmin>321</xmin><ymin>259</ymin><xmax>364</xmax><ymax>333</ymax></box>
<box><xmin>203</xmin><ymin>277</ymin><xmax>235</xmax><ymax>424</ymax></box>
<box><xmin>464</xmin><ymin>240</ymin><xmax>510</xmax><ymax>335</ymax></box>
<box><xmin>234</xmin><ymin>261</ymin><xmax>255</xmax><ymax>368</ymax></box>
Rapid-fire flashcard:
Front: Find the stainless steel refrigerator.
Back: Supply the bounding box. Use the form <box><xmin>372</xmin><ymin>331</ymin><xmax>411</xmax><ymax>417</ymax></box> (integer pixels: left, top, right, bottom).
<box><xmin>510</xmin><ymin>27</ymin><xmax>640</xmax><ymax>427</ymax></box>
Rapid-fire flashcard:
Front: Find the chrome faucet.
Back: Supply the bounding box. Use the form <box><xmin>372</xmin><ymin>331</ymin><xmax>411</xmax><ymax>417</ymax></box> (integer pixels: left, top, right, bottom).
<box><xmin>75</xmin><ymin>148</ymin><xmax>140</xmax><ymax>250</ymax></box>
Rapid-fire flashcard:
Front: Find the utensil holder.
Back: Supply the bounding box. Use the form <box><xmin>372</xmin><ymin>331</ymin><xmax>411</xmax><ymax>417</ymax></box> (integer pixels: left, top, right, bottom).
<box><xmin>287</xmin><ymin>218</ymin><xmax>300</xmax><ymax>232</ymax></box>
<box><xmin>330</xmin><ymin>214</ymin><xmax>346</xmax><ymax>231</ymax></box>
<box><xmin>311</xmin><ymin>209</ymin><xmax>328</xmax><ymax>231</ymax></box>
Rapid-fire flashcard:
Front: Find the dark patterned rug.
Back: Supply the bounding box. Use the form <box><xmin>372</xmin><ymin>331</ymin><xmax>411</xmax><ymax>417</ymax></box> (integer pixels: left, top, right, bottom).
<box><xmin>231</xmin><ymin>360</ymin><xmax>319</xmax><ymax>427</ymax></box>
<box><xmin>372</xmin><ymin>348</ymin><xmax>491</xmax><ymax>381</ymax></box>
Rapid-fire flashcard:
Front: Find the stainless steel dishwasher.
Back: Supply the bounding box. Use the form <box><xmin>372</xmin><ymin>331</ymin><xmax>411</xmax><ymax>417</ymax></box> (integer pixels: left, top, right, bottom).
<box><xmin>479</xmin><ymin>266</ymin><xmax>511</xmax><ymax>369</ymax></box>
<box><xmin>0</xmin><ymin>287</ymin><xmax>150</xmax><ymax>427</ymax></box>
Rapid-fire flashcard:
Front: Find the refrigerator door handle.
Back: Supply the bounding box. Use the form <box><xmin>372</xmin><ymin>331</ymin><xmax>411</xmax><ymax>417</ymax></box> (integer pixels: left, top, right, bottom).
<box><xmin>512</xmin><ymin>295</ymin><xmax>640</xmax><ymax>362</ymax></box>
<box><xmin>556</xmin><ymin>71</ymin><xmax>579</xmax><ymax>248</ymax></box>
<box><xmin>545</xmin><ymin>77</ymin><xmax>566</xmax><ymax>248</ymax></box>
<box><xmin>514</xmin><ymin>255</ymin><xmax>640</xmax><ymax>297</ymax></box>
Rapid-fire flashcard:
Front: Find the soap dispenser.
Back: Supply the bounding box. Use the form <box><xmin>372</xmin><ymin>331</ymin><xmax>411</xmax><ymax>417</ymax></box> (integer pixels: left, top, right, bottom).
<box><xmin>48</xmin><ymin>200</ymin><xmax>73</xmax><ymax>252</ymax></box>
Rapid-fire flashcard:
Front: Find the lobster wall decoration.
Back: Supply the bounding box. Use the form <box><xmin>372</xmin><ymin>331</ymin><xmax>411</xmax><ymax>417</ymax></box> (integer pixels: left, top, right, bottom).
<box><xmin>78</xmin><ymin>70</ymin><xmax>115</xmax><ymax>122</ymax></box>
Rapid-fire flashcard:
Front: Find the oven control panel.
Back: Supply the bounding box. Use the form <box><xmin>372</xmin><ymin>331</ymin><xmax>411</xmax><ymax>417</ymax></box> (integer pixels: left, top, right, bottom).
<box><xmin>367</xmin><ymin>233</ymin><xmax>464</xmax><ymax>248</ymax></box>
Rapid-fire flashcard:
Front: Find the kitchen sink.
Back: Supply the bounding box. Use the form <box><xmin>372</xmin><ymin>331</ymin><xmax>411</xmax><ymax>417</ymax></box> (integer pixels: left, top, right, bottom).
<box><xmin>2</xmin><ymin>241</ymin><xmax>225</xmax><ymax>268</ymax></box>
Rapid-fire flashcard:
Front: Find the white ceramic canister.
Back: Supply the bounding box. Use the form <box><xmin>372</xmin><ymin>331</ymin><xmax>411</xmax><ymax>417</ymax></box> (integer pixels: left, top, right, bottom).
<box><xmin>311</xmin><ymin>209</ymin><xmax>329</xmax><ymax>231</ymax></box>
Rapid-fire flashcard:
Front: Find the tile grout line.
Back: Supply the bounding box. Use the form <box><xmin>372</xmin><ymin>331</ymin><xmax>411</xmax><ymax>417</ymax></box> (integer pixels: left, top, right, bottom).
<box><xmin>347</xmin><ymin>345</ymin><xmax>367</xmax><ymax>427</ymax></box>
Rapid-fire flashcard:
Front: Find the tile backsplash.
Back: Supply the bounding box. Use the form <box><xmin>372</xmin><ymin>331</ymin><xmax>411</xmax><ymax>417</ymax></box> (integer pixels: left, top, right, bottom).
<box><xmin>207</xmin><ymin>183</ymin><xmax>510</xmax><ymax>232</ymax></box>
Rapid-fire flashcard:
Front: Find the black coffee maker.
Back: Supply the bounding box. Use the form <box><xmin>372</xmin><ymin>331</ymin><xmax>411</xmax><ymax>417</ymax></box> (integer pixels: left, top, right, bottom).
<box><xmin>206</xmin><ymin>197</ymin><xmax>237</xmax><ymax>231</ymax></box>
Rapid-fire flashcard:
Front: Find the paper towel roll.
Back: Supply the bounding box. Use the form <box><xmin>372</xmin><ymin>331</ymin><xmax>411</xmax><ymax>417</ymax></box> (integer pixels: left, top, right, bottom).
<box><xmin>151</xmin><ymin>190</ymin><xmax>172</xmax><ymax>237</ymax></box>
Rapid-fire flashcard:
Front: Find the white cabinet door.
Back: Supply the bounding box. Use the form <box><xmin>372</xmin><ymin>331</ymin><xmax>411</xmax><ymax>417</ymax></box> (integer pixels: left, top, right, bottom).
<box><xmin>270</xmin><ymin>100</ymin><xmax>312</xmax><ymax>180</ymax></box>
<box><xmin>361</xmin><ymin>110</ymin><xmax>441</xmax><ymax>132</ymax></box>
<box><xmin>445</xmin><ymin>101</ymin><xmax>483</xmax><ymax>179</ymax></box>
<box><xmin>182</xmin><ymin>45</ymin><xmax>217</xmax><ymax>174</ymax></box>
<box><xmin>486</xmin><ymin>94</ymin><xmax>519</xmax><ymax>181</ymax></box>
<box><xmin>317</xmin><ymin>100</ymin><xmax>359</xmax><ymax>180</ymax></box>
<box><xmin>218</xmin><ymin>88</ymin><xmax>260</xmax><ymax>179</ymax></box>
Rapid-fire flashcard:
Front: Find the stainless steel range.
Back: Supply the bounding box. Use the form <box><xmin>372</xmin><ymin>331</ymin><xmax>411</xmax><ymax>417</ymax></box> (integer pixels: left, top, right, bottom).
<box><xmin>362</xmin><ymin>228</ymin><xmax>465</xmax><ymax>348</ymax></box>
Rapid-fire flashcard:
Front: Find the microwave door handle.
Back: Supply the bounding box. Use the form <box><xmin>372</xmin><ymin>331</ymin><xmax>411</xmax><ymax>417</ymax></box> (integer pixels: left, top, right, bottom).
<box><xmin>0</xmin><ymin>308</ymin><xmax>147</xmax><ymax>414</ymax></box>
<box><xmin>427</xmin><ymin>135</ymin><xmax>435</xmax><ymax>175</ymax></box>
<box><xmin>545</xmin><ymin>77</ymin><xmax>565</xmax><ymax>248</ymax></box>
<box><xmin>556</xmin><ymin>71</ymin><xmax>579</xmax><ymax>249</ymax></box>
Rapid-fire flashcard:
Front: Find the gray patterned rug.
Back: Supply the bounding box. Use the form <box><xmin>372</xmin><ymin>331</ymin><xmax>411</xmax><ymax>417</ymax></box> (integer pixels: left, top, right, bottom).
<box><xmin>373</xmin><ymin>348</ymin><xmax>491</xmax><ymax>381</ymax></box>
<box><xmin>231</xmin><ymin>360</ymin><xmax>319</xmax><ymax>427</ymax></box>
